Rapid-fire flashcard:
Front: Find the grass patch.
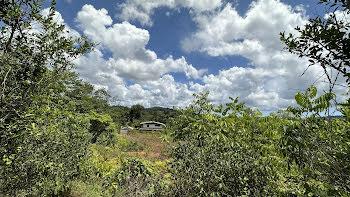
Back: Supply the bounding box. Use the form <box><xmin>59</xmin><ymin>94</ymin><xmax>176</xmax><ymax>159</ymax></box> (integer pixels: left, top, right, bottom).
<box><xmin>68</xmin><ymin>131</ymin><xmax>172</xmax><ymax>196</ymax></box>
<box><xmin>121</xmin><ymin>131</ymin><xmax>170</xmax><ymax>161</ymax></box>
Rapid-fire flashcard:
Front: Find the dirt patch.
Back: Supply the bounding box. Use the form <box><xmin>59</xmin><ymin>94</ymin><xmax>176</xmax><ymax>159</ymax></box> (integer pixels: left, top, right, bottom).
<box><xmin>118</xmin><ymin>132</ymin><xmax>169</xmax><ymax>161</ymax></box>
<box><xmin>127</xmin><ymin>151</ymin><xmax>161</xmax><ymax>158</ymax></box>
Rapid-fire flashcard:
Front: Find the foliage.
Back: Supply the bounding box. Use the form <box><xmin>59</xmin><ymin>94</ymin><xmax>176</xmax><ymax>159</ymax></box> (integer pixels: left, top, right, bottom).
<box><xmin>66</xmin><ymin>75</ymin><xmax>111</xmax><ymax>114</ymax></box>
<box><xmin>83</xmin><ymin>103</ymin><xmax>178</xmax><ymax>129</ymax></box>
<box><xmin>115</xmin><ymin>136</ymin><xmax>145</xmax><ymax>152</ymax></box>
<box><xmin>107</xmin><ymin>158</ymin><xmax>170</xmax><ymax>197</ymax></box>
<box><xmin>291</xmin><ymin>85</ymin><xmax>335</xmax><ymax>115</ymax></box>
<box><xmin>0</xmin><ymin>84</ymin><xmax>92</xmax><ymax>196</ymax></box>
<box><xmin>141</xmin><ymin>107</ymin><xmax>179</xmax><ymax>124</ymax></box>
<box><xmin>64</xmin><ymin>75</ymin><xmax>120</xmax><ymax>144</ymax></box>
<box><xmin>166</xmin><ymin>93</ymin><xmax>278</xmax><ymax>196</ymax></box>
<box><xmin>107</xmin><ymin>105</ymin><xmax>131</xmax><ymax>126</ymax></box>
<box><xmin>0</xmin><ymin>0</ymin><xmax>94</xmax><ymax>195</ymax></box>
<box><xmin>86</xmin><ymin>134</ymin><xmax>169</xmax><ymax>197</ymax></box>
<box><xmin>280</xmin><ymin>0</ymin><xmax>350</xmax><ymax>86</ymax></box>
<box><xmin>88</xmin><ymin>111</ymin><xmax>118</xmax><ymax>144</ymax></box>
<box><xmin>111</xmin><ymin>159</ymin><xmax>155</xmax><ymax>196</ymax></box>
<box><xmin>166</xmin><ymin>91</ymin><xmax>350</xmax><ymax>196</ymax></box>
<box><xmin>278</xmin><ymin>2</ymin><xmax>350</xmax><ymax>194</ymax></box>
<box><xmin>129</xmin><ymin>104</ymin><xmax>145</xmax><ymax>122</ymax></box>
<box><xmin>112</xmin><ymin>104</ymin><xmax>177</xmax><ymax>127</ymax></box>
<box><xmin>69</xmin><ymin>180</ymin><xmax>117</xmax><ymax>197</ymax></box>
<box><xmin>279</xmin><ymin>2</ymin><xmax>350</xmax><ymax>194</ymax></box>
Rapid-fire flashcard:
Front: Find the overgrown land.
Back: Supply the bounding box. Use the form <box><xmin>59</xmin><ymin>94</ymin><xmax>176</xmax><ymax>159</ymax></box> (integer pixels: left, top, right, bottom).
<box><xmin>1</xmin><ymin>0</ymin><xmax>349</xmax><ymax>196</ymax></box>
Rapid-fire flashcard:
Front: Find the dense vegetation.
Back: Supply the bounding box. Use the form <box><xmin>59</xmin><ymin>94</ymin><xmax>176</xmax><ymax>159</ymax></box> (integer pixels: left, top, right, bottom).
<box><xmin>166</xmin><ymin>90</ymin><xmax>349</xmax><ymax>196</ymax></box>
<box><xmin>0</xmin><ymin>0</ymin><xmax>349</xmax><ymax>196</ymax></box>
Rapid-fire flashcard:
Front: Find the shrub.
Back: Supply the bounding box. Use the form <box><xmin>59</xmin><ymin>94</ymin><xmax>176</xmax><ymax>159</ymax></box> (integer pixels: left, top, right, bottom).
<box><xmin>0</xmin><ymin>93</ymin><xmax>92</xmax><ymax>196</ymax></box>
<box><xmin>166</xmin><ymin>91</ymin><xmax>350</xmax><ymax>196</ymax></box>
<box><xmin>0</xmin><ymin>0</ymin><xmax>94</xmax><ymax>195</ymax></box>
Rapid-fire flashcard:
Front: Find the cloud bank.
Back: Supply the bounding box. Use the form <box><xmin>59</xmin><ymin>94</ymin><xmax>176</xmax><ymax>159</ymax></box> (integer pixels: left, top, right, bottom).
<box><xmin>66</xmin><ymin>0</ymin><xmax>347</xmax><ymax>110</ymax></box>
<box><xmin>183</xmin><ymin>0</ymin><xmax>347</xmax><ymax>110</ymax></box>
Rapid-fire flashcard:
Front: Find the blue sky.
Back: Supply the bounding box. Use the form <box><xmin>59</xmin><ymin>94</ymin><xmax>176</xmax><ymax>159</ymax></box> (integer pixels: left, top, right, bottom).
<box><xmin>48</xmin><ymin>0</ymin><xmax>347</xmax><ymax>113</ymax></box>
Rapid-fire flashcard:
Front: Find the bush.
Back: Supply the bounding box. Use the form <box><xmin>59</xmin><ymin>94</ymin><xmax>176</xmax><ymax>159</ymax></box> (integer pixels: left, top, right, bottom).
<box><xmin>166</xmin><ymin>93</ymin><xmax>279</xmax><ymax>196</ymax></box>
<box><xmin>0</xmin><ymin>0</ymin><xmax>94</xmax><ymax>195</ymax></box>
<box><xmin>0</xmin><ymin>93</ymin><xmax>92</xmax><ymax>196</ymax></box>
<box><xmin>166</xmin><ymin>91</ymin><xmax>350</xmax><ymax>196</ymax></box>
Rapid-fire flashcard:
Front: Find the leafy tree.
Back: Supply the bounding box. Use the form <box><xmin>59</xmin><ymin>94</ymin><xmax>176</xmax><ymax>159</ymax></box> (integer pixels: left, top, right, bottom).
<box><xmin>280</xmin><ymin>0</ymin><xmax>350</xmax><ymax>118</ymax></box>
<box><xmin>280</xmin><ymin>2</ymin><xmax>350</xmax><ymax>193</ymax></box>
<box><xmin>143</xmin><ymin>107</ymin><xmax>178</xmax><ymax>124</ymax></box>
<box><xmin>66</xmin><ymin>74</ymin><xmax>111</xmax><ymax>114</ymax></box>
<box><xmin>0</xmin><ymin>0</ymin><xmax>94</xmax><ymax>195</ymax></box>
<box><xmin>107</xmin><ymin>105</ymin><xmax>131</xmax><ymax>126</ymax></box>
<box><xmin>129</xmin><ymin>104</ymin><xmax>144</xmax><ymax>122</ymax></box>
<box><xmin>65</xmin><ymin>75</ymin><xmax>119</xmax><ymax>143</ymax></box>
<box><xmin>281</xmin><ymin>86</ymin><xmax>350</xmax><ymax>196</ymax></box>
<box><xmin>88</xmin><ymin>111</ymin><xmax>118</xmax><ymax>143</ymax></box>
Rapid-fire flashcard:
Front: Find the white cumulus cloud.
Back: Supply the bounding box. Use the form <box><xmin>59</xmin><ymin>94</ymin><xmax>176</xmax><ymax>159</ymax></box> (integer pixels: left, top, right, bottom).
<box><xmin>182</xmin><ymin>0</ymin><xmax>347</xmax><ymax>110</ymax></box>
<box><xmin>70</xmin><ymin>4</ymin><xmax>206</xmax><ymax>107</ymax></box>
<box><xmin>65</xmin><ymin>1</ymin><xmax>347</xmax><ymax>110</ymax></box>
<box><xmin>117</xmin><ymin>0</ymin><xmax>223</xmax><ymax>26</ymax></box>
<box><xmin>75</xmin><ymin>4</ymin><xmax>206</xmax><ymax>81</ymax></box>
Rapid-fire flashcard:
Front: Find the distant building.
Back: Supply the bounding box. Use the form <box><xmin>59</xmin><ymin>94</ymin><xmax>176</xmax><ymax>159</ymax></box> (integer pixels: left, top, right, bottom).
<box><xmin>139</xmin><ymin>121</ymin><xmax>165</xmax><ymax>131</ymax></box>
<box><xmin>120</xmin><ymin>126</ymin><xmax>134</xmax><ymax>134</ymax></box>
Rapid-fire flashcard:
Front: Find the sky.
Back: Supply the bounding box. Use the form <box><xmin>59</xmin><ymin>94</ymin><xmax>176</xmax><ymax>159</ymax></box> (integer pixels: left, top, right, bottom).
<box><xmin>47</xmin><ymin>0</ymin><xmax>348</xmax><ymax>113</ymax></box>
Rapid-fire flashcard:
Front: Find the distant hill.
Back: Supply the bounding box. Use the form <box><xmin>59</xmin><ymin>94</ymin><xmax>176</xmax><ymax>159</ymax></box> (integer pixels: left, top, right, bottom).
<box><xmin>106</xmin><ymin>105</ymin><xmax>178</xmax><ymax>126</ymax></box>
<box><xmin>141</xmin><ymin>107</ymin><xmax>178</xmax><ymax>124</ymax></box>
<box><xmin>144</xmin><ymin>107</ymin><xmax>176</xmax><ymax>112</ymax></box>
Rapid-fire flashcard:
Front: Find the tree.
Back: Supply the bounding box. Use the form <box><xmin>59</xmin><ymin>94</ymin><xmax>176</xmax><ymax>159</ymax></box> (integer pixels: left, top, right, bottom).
<box><xmin>129</xmin><ymin>104</ymin><xmax>144</xmax><ymax>122</ymax></box>
<box><xmin>1</xmin><ymin>0</ymin><xmax>93</xmax><ymax>127</ymax></box>
<box><xmin>280</xmin><ymin>1</ymin><xmax>350</xmax><ymax>195</ymax></box>
<box><xmin>0</xmin><ymin>0</ymin><xmax>94</xmax><ymax>195</ymax></box>
<box><xmin>65</xmin><ymin>75</ymin><xmax>110</xmax><ymax>113</ymax></box>
<box><xmin>281</xmin><ymin>0</ymin><xmax>350</xmax><ymax>87</ymax></box>
<box><xmin>281</xmin><ymin>0</ymin><xmax>350</xmax><ymax>124</ymax></box>
<box><xmin>107</xmin><ymin>105</ymin><xmax>131</xmax><ymax>125</ymax></box>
